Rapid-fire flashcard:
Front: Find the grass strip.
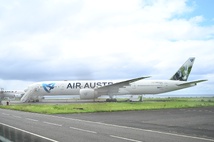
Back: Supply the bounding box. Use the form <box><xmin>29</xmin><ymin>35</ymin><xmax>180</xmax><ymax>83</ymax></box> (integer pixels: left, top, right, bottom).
<box><xmin>0</xmin><ymin>97</ymin><xmax>214</xmax><ymax>114</ymax></box>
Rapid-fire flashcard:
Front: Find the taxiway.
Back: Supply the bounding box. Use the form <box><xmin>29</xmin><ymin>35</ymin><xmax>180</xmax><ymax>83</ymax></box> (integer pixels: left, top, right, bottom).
<box><xmin>0</xmin><ymin>107</ymin><xmax>214</xmax><ymax>142</ymax></box>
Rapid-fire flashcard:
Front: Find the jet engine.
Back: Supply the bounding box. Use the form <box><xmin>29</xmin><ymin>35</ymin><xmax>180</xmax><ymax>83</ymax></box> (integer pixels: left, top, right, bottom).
<box><xmin>79</xmin><ymin>89</ymin><xmax>98</xmax><ymax>100</ymax></box>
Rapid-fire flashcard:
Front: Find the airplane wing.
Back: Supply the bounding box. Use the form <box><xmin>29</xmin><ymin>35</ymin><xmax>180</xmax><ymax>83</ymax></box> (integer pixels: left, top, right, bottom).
<box><xmin>177</xmin><ymin>79</ymin><xmax>208</xmax><ymax>86</ymax></box>
<box><xmin>95</xmin><ymin>76</ymin><xmax>151</xmax><ymax>94</ymax></box>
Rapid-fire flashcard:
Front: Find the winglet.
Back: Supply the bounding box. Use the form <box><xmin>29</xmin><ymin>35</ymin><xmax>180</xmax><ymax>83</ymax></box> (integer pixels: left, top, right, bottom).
<box><xmin>170</xmin><ymin>57</ymin><xmax>195</xmax><ymax>81</ymax></box>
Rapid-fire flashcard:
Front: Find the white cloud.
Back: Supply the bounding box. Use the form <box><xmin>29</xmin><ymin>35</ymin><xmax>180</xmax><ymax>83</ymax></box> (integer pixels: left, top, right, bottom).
<box><xmin>0</xmin><ymin>0</ymin><xmax>213</xmax><ymax>94</ymax></box>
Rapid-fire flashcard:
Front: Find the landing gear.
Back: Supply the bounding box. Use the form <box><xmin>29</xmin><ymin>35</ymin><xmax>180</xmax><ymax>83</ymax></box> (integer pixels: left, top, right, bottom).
<box><xmin>0</xmin><ymin>97</ymin><xmax>3</xmax><ymax>105</ymax></box>
<box><xmin>139</xmin><ymin>95</ymin><xmax>143</xmax><ymax>102</ymax></box>
<box><xmin>106</xmin><ymin>98</ymin><xmax>117</xmax><ymax>102</ymax></box>
<box><xmin>35</xmin><ymin>99</ymin><xmax>40</xmax><ymax>102</ymax></box>
<box><xmin>27</xmin><ymin>99</ymin><xmax>40</xmax><ymax>103</ymax></box>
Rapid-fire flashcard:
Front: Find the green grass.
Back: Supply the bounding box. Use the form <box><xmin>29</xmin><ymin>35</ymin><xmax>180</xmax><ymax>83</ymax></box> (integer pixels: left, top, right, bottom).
<box><xmin>0</xmin><ymin>97</ymin><xmax>214</xmax><ymax>114</ymax></box>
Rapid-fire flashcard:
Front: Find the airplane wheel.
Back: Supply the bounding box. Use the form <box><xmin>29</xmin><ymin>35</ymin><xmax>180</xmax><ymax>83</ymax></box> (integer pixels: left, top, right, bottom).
<box><xmin>106</xmin><ymin>99</ymin><xmax>117</xmax><ymax>102</ymax></box>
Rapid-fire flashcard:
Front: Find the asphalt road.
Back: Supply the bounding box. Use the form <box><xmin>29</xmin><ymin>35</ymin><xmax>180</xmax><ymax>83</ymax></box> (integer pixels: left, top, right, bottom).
<box><xmin>0</xmin><ymin>107</ymin><xmax>214</xmax><ymax>142</ymax></box>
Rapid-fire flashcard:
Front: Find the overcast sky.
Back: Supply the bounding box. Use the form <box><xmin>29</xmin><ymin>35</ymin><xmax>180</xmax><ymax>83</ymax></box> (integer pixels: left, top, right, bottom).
<box><xmin>0</xmin><ymin>0</ymin><xmax>213</xmax><ymax>95</ymax></box>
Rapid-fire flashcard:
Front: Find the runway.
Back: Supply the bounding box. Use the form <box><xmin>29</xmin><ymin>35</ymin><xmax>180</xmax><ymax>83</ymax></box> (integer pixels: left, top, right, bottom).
<box><xmin>0</xmin><ymin>107</ymin><xmax>214</xmax><ymax>142</ymax></box>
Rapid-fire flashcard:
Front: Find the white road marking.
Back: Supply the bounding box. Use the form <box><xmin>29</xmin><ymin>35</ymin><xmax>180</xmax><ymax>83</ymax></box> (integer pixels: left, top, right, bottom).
<box><xmin>50</xmin><ymin>115</ymin><xmax>214</xmax><ymax>142</ymax></box>
<box><xmin>12</xmin><ymin>115</ymin><xmax>21</xmax><ymax>118</ymax></box>
<box><xmin>26</xmin><ymin>118</ymin><xmax>39</xmax><ymax>122</ymax></box>
<box><xmin>2</xmin><ymin>113</ymin><xmax>9</xmax><ymax>116</ymax></box>
<box><xmin>43</xmin><ymin>121</ymin><xmax>62</xmax><ymax>127</ymax></box>
<box><xmin>69</xmin><ymin>126</ymin><xmax>97</xmax><ymax>134</ymax></box>
<box><xmin>110</xmin><ymin>135</ymin><xmax>142</xmax><ymax>142</ymax></box>
<box><xmin>0</xmin><ymin>122</ymin><xmax>58</xmax><ymax>142</ymax></box>
<box><xmin>3</xmin><ymin>109</ymin><xmax>213</xmax><ymax>141</ymax></box>
<box><xmin>106</xmin><ymin>123</ymin><xmax>214</xmax><ymax>142</ymax></box>
<box><xmin>141</xmin><ymin>129</ymin><xmax>214</xmax><ymax>142</ymax></box>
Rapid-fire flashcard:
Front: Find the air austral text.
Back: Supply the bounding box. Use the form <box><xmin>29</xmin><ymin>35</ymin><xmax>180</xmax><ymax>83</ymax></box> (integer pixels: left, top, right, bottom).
<box><xmin>67</xmin><ymin>82</ymin><xmax>113</xmax><ymax>89</ymax></box>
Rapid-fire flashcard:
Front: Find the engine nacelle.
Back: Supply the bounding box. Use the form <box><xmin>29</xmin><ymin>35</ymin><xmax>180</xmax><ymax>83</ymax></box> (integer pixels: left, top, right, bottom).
<box><xmin>79</xmin><ymin>89</ymin><xmax>98</xmax><ymax>100</ymax></box>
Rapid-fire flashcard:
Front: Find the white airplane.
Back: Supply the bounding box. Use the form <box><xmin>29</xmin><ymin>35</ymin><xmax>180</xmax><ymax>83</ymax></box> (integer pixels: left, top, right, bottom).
<box><xmin>21</xmin><ymin>57</ymin><xmax>207</xmax><ymax>102</ymax></box>
<box><xmin>0</xmin><ymin>88</ymin><xmax>25</xmax><ymax>104</ymax></box>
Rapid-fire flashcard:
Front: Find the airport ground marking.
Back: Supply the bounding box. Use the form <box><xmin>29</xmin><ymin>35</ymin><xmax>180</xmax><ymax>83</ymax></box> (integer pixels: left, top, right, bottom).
<box><xmin>26</xmin><ymin>118</ymin><xmax>39</xmax><ymax>122</ymax></box>
<box><xmin>43</xmin><ymin>121</ymin><xmax>62</xmax><ymax>127</ymax></box>
<box><xmin>2</xmin><ymin>108</ymin><xmax>214</xmax><ymax>141</ymax></box>
<box><xmin>69</xmin><ymin>126</ymin><xmax>97</xmax><ymax>134</ymax></box>
<box><xmin>12</xmin><ymin>115</ymin><xmax>21</xmax><ymax>118</ymax></box>
<box><xmin>0</xmin><ymin>122</ymin><xmax>58</xmax><ymax>142</ymax></box>
<box><xmin>2</xmin><ymin>113</ymin><xmax>9</xmax><ymax>116</ymax></box>
<box><xmin>49</xmin><ymin>115</ymin><xmax>214</xmax><ymax>142</ymax></box>
<box><xmin>110</xmin><ymin>135</ymin><xmax>142</xmax><ymax>142</ymax></box>
<box><xmin>104</xmin><ymin>122</ymin><xmax>214</xmax><ymax>142</ymax></box>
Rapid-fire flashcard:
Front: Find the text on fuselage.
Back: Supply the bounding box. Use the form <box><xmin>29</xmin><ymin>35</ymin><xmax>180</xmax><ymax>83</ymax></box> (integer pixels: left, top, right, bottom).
<box><xmin>67</xmin><ymin>82</ymin><xmax>113</xmax><ymax>89</ymax></box>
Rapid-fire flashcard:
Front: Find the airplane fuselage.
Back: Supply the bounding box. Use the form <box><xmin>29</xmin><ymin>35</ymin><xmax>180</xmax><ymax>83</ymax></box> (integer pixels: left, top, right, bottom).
<box><xmin>25</xmin><ymin>80</ymin><xmax>195</xmax><ymax>98</ymax></box>
<box><xmin>0</xmin><ymin>90</ymin><xmax>24</xmax><ymax>99</ymax></box>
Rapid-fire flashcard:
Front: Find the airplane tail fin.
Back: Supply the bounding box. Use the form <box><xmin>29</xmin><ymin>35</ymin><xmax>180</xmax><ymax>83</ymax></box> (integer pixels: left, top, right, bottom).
<box><xmin>170</xmin><ymin>57</ymin><xmax>195</xmax><ymax>81</ymax></box>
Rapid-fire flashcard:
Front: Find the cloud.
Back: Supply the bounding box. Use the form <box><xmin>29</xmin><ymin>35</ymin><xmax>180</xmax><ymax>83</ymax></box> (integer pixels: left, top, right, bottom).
<box><xmin>0</xmin><ymin>0</ymin><xmax>213</xmax><ymax>94</ymax></box>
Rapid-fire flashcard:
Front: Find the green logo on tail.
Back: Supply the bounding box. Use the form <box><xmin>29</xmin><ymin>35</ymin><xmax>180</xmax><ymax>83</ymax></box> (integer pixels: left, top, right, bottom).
<box><xmin>170</xmin><ymin>57</ymin><xmax>195</xmax><ymax>81</ymax></box>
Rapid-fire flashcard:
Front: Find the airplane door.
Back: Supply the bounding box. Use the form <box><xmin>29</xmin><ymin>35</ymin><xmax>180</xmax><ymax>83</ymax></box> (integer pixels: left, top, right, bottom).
<box><xmin>157</xmin><ymin>82</ymin><xmax>163</xmax><ymax>90</ymax></box>
<box><xmin>35</xmin><ymin>85</ymin><xmax>40</xmax><ymax>92</ymax></box>
<box><xmin>132</xmin><ymin>83</ymin><xmax>136</xmax><ymax>89</ymax></box>
<box><xmin>0</xmin><ymin>88</ymin><xmax>4</xmax><ymax>93</ymax></box>
<box><xmin>61</xmin><ymin>84</ymin><xmax>64</xmax><ymax>90</ymax></box>
<box><xmin>163</xmin><ymin>82</ymin><xmax>168</xmax><ymax>90</ymax></box>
